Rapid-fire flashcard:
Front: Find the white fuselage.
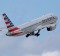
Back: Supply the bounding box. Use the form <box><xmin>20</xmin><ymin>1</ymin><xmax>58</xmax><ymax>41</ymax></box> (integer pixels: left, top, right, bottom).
<box><xmin>6</xmin><ymin>14</ymin><xmax>58</xmax><ymax>36</ymax></box>
<box><xmin>17</xmin><ymin>14</ymin><xmax>58</xmax><ymax>35</ymax></box>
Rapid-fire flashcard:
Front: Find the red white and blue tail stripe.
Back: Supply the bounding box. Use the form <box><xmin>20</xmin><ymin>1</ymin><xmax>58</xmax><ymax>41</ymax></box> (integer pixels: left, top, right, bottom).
<box><xmin>2</xmin><ymin>13</ymin><xmax>20</xmax><ymax>33</ymax></box>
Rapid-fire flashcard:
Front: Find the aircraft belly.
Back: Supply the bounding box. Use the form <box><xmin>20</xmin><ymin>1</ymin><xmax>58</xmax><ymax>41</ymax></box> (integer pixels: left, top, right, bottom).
<box><xmin>21</xmin><ymin>15</ymin><xmax>58</xmax><ymax>34</ymax></box>
<box><xmin>21</xmin><ymin>24</ymin><xmax>38</xmax><ymax>34</ymax></box>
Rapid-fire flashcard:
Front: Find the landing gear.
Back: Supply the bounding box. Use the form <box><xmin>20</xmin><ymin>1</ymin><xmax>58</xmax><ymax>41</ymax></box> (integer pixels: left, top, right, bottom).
<box><xmin>35</xmin><ymin>33</ymin><xmax>40</xmax><ymax>37</ymax></box>
<box><xmin>26</xmin><ymin>34</ymin><xmax>30</xmax><ymax>37</ymax></box>
<box><xmin>26</xmin><ymin>30</ymin><xmax>40</xmax><ymax>37</ymax></box>
<box><xmin>35</xmin><ymin>30</ymin><xmax>40</xmax><ymax>37</ymax></box>
<box><xmin>26</xmin><ymin>32</ymin><xmax>34</xmax><ymax>37</ymax></box>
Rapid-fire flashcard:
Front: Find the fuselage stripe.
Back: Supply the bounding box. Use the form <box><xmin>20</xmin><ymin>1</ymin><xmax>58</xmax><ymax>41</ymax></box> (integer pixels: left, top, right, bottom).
<box><xmin>5</xmin><ymin>22</ymin><xmax>10</xmax><ymax>24</ymax></box>
<box><xmin>11</xmin><ymin>32</ymin><xmax>23</xmax><ymax>36</ymax></box>
<box><xmin>9</xmin><ymin>27</ymin><xmax>19</xmax><ymax>32</ymax></box>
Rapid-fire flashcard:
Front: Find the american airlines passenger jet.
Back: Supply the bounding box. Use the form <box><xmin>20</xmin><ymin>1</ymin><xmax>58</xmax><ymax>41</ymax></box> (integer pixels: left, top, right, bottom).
<box><xmin>2</xmin><ymin>13</ymin><xmax>58</xmax><ymax>37</ymax></box>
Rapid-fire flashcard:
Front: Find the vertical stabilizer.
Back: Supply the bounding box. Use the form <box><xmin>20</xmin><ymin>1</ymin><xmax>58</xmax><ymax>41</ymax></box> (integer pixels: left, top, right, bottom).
<box><xmin>2</xmin><ymin>13</ymin><xmax>19</xmax><ymax>32</ymax></box>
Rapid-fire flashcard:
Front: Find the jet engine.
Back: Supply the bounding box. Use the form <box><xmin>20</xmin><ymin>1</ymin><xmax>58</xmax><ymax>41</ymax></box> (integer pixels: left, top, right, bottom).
<box><xmin>47</xmin><ymin>25</ymin><xmax>56</xmax><ymax>31</ymax></box>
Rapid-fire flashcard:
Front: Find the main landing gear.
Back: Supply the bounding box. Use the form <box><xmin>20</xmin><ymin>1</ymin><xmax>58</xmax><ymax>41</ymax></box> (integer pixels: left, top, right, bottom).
<box><xmin>26</xmin><ymin>30</ymin><xmax>40</xmax><ymax>37</ymax></box>
<box><xmin>35</xmin><ymin>30</ymin><xmax>40</xmax><ymax>37</ymax></box>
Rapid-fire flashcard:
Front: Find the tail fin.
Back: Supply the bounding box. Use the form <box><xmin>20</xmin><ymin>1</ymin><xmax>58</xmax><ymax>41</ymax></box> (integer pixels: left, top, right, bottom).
<box><xmin>2</xmin><ymin>13</ymin><xmax>19</xmax><ymax>32</ymax></box>
<box><xmin>3</xmin><ymin>13</ymin><xmax>14</xmax><ymax>28</ymax></box>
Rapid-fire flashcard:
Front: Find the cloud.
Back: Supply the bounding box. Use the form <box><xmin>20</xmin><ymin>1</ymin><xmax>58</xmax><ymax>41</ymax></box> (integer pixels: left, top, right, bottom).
<box><xmin>21</xmin><ymin>38</ymin><xmax>40</xmax><ymax>50</ymax></box>
<box><xmin>23</xmin><ymin>51</ymin><xmax>60</xmax><ymax>56</ymax></box>
<box><xmin>24</xmin><ymin>51</ymin><xmax>60</xmax><ymax>56</ymax></box>
<box><xmin>24</xmin><ymin>54</ymin><xmax>40</xmax><ymax>56</ymax></box>
<box><xmin>41</xmin><ymin>51</ymin><xmax>60</xmax><ymax>56</ymax></box>
<box><xmin>12</xmin><ymin>33</ymin><xmax>60</xmax><ymax>56</ymax></box>
<box><xmin>0</xmin><ymin>31</ymin><xmax>60</xmax><ymax>56</ymax></box>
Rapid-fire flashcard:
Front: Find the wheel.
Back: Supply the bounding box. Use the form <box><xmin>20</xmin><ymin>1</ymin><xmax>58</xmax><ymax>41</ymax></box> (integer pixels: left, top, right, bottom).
<box><xmin>26</xmin><ymin>34</ymin><xmax>30</xmax><ymax>37</ymax></box>
<box><xmin>35</xmin><ymin>33</ymin><xmax>40</xmax><ymax>37</ymax></box>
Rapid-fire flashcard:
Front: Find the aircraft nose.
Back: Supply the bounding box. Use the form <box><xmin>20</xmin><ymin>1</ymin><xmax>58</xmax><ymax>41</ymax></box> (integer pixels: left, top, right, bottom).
<box><xmin>54</xmin><ymin>16</ymin><xmax>58</xmax><ymax>21</ymax></box>
<box><xmin>51</xmin><ymin>13</ymin><xmax>58</xmax><ymax>19</ymax></box>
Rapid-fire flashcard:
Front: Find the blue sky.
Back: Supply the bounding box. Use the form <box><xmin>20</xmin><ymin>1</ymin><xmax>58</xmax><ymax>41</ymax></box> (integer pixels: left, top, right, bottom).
<box><xmin>0</xmin><ymin>0</ymin><xmax>60</xmax><ymax>56</ymax></box>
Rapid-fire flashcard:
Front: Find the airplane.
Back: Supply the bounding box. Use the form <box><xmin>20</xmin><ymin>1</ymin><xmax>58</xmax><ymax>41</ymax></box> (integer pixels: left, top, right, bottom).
<box><xmin>2</xmin><ymin>13</ymin><xmax>58</xmax><ymax>37</ymax></box>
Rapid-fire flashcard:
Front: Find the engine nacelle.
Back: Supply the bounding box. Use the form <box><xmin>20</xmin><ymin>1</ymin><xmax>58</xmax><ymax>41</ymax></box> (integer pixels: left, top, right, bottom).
<box><xmin>47</xmin><ymin>25</ymin><xmax>56</xmax><ymax>31</ymax></box>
